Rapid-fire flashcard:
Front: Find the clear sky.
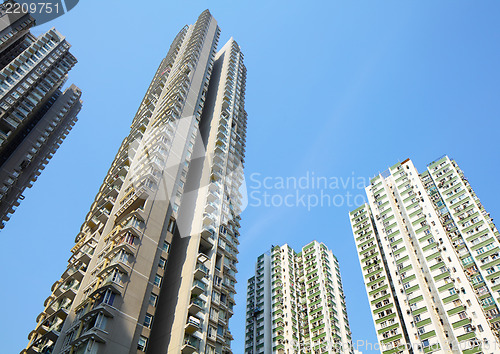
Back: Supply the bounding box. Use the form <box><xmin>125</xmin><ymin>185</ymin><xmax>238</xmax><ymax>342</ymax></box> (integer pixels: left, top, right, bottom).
<box><xmin>2</xmin><ymin>1</ymin><xmax>500</xmax><ymax>353</ymax></box>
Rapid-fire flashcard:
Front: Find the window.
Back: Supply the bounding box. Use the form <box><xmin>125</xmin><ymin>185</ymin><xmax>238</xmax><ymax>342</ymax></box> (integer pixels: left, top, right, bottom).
<box><xmin>122</xmin><ymin>233</ymin><xmax>135</xmax><ymax>245</ymax></box>
<box><xmin>167</xmin><ymin>219</ymin><xmax>175</xmax><ymax>233</ymax></box>
<box><xmin>217</xmin><ymin>324</ymin><xmax>225</xmax><ymax>336</ymax></box>
<box><xmin>159</xmin><ymin>257</ymin><xmax>167</xmax><ymax>269</ymax></box>
<box><xmin>154</xmin><ymin>275</ymin><xmax>162</xmax><ymax>287</ymax></box>
<box><xmin>208</xmin><ymin>325</ymin><xmax>217</xmax><ymax>339</ymax></box>
<box><xmin>85</xmin><ymin>340</ymin><xmax>95</xmax><ymax>352</ymax></box>
<box><xmin>94</xmin><ymin>313</ymin><xmax>107</xmax><ymax>330</ymax></box>
<box><xmin>149</xmin><ymin>293</ymin><xmax>158</xmax><ymax>307</ymax></box>
<box><xmin>163</xmin><ymin>242</ymin><xmax>170</xmax><ymax>253</ymax></box>
<box><xmin>112</xmin><ymin>270</ymin><xmax>122</xmax><ymax>284</ymax></box>
<box><xmin>103</xmin><ymin>290</ymin><xmax>115</xmax><ymax>306</ymax></box>
<box><xmin>144</xmin><ymin>313</ymin><xmax>153</xmax><ymax>329</ymax></box>
<box><xmin>138</xmin><ymin>336</ymin><xmax>148</xmax><ymax>351</ymax></box>
<box><xmin>118</xmin><ymin>251</ymin><xmax>129</xmax><ymax>264</ymax></box>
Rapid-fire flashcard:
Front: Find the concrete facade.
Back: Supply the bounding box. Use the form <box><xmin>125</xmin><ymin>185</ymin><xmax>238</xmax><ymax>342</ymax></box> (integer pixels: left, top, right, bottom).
<box><xmin>23</xmin><ymin>10</ymin><xmax>246</xmax><ymax>354</ymax></box>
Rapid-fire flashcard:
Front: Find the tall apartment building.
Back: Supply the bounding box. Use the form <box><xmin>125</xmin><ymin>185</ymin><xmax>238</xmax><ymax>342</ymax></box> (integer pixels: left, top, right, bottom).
<box><xmin>0</xmin><ymin>1</ymin><xmax>81</xmax><ymax>229</ymax></box>
<box><xmin>350</xmin><ymin>156</ymin><xmax>500</xmax><ymax>354</ymax></box>
<box><xmin>23</xmin><ymin>10</ymin><xmax>246</xmax><ymax>354</ymax></box>
<box><xmin>245</xmin><ymin>241</ymin><xmax>353</xmax><ymax>354</ymax></box>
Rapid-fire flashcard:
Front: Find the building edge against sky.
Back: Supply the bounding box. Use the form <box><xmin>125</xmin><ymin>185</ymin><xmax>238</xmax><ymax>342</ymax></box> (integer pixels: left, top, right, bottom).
<box><xmin>23</xmin><ymin>10</ymin><xmax>246</xmax><ymax>354</ymax></box>
<box><xmin>0</xmin><ymin>1</ymin><xmax>82</xmax><ymax>229</ymax></box>
<box><xmin>245</xmin><ymin>241</ymin><xmax>353</xmax><ymax>354</ymax></box>
<box><xmin>350</xmin><ymin>155</ymin><xmax>500</xmax><ymax>354</ymax></box>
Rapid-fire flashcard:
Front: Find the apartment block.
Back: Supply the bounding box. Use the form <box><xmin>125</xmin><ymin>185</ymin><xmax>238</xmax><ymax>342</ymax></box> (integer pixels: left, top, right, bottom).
<box><xmin>350</xmin><ymin>156</ymin><xmax>500</xmax><ymax>354</ymax></box>
<box><xmin>23</xmin><ymin>10</ymin><xmax>246</xmax><ymax>354</ymax></box>
<box><xmin>0</xmin><ymin>1</ymin><xmax>81</xmax><ymax>229</ymax></box>
<box><xmin>245</xmin><ymin>241</ymin><xmax>353</xmax><ymax>353</ymax></box>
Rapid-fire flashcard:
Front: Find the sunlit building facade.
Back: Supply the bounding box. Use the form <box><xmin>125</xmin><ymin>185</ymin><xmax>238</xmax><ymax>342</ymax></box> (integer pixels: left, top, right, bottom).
<box><xmin>350</xmin><ymin>156</ymin><xmax>500</xmax><ymax>354</ymax></box>
<box><xmin>24</xmin><ymin>10</ymin><xmax>246</xmax><ymax>354</ymax></box>
<box><xmin>245</xmin><ymin>241</ymin><xmax>353</xmax><ymax>353</ymax></box>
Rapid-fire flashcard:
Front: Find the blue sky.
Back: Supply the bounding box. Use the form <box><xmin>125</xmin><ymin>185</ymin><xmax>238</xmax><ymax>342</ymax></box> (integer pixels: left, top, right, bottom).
<box><xmin>2</xmin><ymin>1</ymin><xmax>500</xmax><ymax>353</ymax></box>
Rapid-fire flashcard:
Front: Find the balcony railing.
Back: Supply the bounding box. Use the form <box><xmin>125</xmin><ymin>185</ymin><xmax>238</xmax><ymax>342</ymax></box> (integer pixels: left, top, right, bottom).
<box><xmin>193</xmin><ymin>263</ymin><xmax>206</xmax><ymax>280</ymax></box>
<box><xmin>182</xmin><ymin>335</ymin><xmax>199</xmax><ymax>353</ymax></box>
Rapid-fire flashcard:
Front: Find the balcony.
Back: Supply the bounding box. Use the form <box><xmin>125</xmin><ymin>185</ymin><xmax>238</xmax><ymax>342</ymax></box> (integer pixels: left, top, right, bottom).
<box><xmin>70</xmin><ymin>328</ymin><xmax>106</xmax><ymax>348</ymax></box>
<box><xmin>188</xmin><ymin>297</ymin><xmax>205</xmax><ymax>315</ymax></box>
<box><xmin>96</xmin><ymin>260</ymin><xmax>130</xmax><ymax>279</ymax></box>
<box><xmin>104</xmin><ymin>242</ymin><xmax>136</xmax><ymax>261</ymax></box>
<box><xmin>120</xmin><ymin>215</ymin><xmax>145</xmax><ymax>234</ymax></box>
<box><xmin>209</xmin><ymin>181</ymin><xmax>220</xmax><ymax>191</ymax></box>
<box><xmin>81</xmin><ymin>303</ymin><xmax>115</xmax><ymax>324</ymax></box>
<box><xmin>194</xmin><ymin>262</ymin><xmax>209</xmax><ymax>280</ymax></box>
<box><xmin>205</xmin><ymin>201</ymin><xmax>219</xmax><ymax>214</ymax></box>
<box><xmin>72</xmin><ymin>248</ymin><xmax>92</xmax><ymax>265</ymax></box>
<box><xmin>185</xmin><ymin>315</ymin><xmax>202</xmax><ymax>334</ymax></box>
<box><xmin>203</xmin><ymin>213</ymin><xmax>217</xmax><ymax>226</ymax></box>
<box><xmin>215</xmin><ymin>139</ymin><xmax>226</xmax><ymax>151</ymax></box>
<box><xmin>87</xmin><ymin>216</ymin><xmax>99</xmax><ymax>229</ymax></box>
<box><xmin>206</xmin><ymin>189</ymin><xmax>219</xmax><ymax>202</ymax></box>
<box><xmin>181</xmin><ymin>335</ymin><xmax>199</xmax><ymax>353</ymax></box>
<box><xmin>201</xmin><ymin>225</ymin><xmax>215</xmax><ymax>240</ymax></box>
<box><xmin>191</xmin><ymin>279</ymin><xmax>206</xmax><ymax>296</ymax></box>
<box><xmin>218</xmin><ymin>117</ymin><xmax>229</xmax><ymax>130</ymax></box>
<box><xmin>219</xmin><ymin>113</ymin><xmax>229</xmax><ymax>125</ymax></box>
<box><xmin>115</xmin><ymin>187</ymin><xmax>145</xmax><ymax>218</ymax></box>
<box><xmin>215</xmin><ymin>144</ymin><xmax>225</xmax><ymax>154</ymax></box>
<box><xmin>200</xmin><ymin>229</ymin><xmax>215</xmax><ymax>251</ymax></box>
<box><xmin>210</xmin><ymin>169</ymin><xmax>223</xmax><ymax>182</ymax></box>
<box><xmin>35</xmin><ymin>316</ymin><xmax>63</xmax><ymax>342</ymax></box>
<box><xmin>217</xmin><ymin>130</ymin><xmax>228</xmax><ymax>141</ymax></box>
<box><xmin>46</xmin><ymin>297</ymin><xmax>72</xmax><ymax>318</ymax></box>
<box><xmin>61</xmin><ymin>265</ymin><xmax>86</xmax><ymax>283</ymax></box>
<box><xmin>89</xmin><ymin>276</ymin><xmax>124</xmax><ymax>298</ymax></box>
<box><xmin>94</xmin><ymin>207</ymin><xmax>110</xmax><ymax>224</ymax></box>
<box><xmin>53</xmin><ymin>281</ymin><xmax>79</xmax><ymax>302</ymax></box>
